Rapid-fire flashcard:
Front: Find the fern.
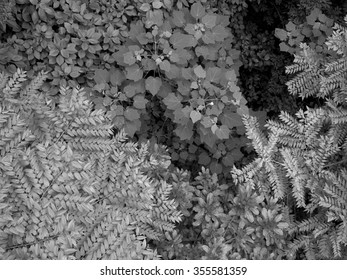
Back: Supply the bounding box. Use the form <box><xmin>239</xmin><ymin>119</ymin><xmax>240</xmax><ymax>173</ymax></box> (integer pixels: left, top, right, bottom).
<box><xmin>0</xmin><ymin>68</ymin><xmax>190</xmax><ymax>260</ymax></box>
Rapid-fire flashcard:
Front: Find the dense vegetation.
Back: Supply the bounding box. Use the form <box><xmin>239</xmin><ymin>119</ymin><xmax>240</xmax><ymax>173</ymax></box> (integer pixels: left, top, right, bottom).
<box><xmin>1</xmin><ymin>0</ymin><xmax>347</xmax><ymax>259</ymax></box>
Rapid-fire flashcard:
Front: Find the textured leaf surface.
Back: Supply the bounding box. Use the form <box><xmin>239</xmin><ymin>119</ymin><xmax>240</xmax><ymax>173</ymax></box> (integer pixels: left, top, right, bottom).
<box><xmin>145</xmin><ymin>77</ymin><xmax>162</xmax><ymax>96</ymax></box>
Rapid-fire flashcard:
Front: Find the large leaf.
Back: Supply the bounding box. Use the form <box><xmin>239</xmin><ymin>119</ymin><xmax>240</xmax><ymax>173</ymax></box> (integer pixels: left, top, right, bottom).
<box><xmin>94</xmin><ymin>69</ymin><xmax>110</xmax><ymax>84</ymax></box>
<box><xmin>163</xmin><ymin>92</ymin><xmax>183</xmax><ymax>110</ymax></box>
<box><xmin>170</xmin><ymin>33</ymin><xmax>197</xmax><ymax>49</ymax></box>
<box><xmin>190</xmin><ymin>2</ymin><xmax>205</xmax><ymax>19</ymax></box>
<box><xmin>145</xmin><ymin>77</ymin><xmax>162</xmax><ymax>95</ymax></box>
<box><xmin>133</xmin><ymin>95</ymin><xmax>148</xmax><ymax>109</ymax></box>
<box><xmin>206</xmin><ymin>67</ymin><xmax>221</xmax><ymax>83</ymax></box>
<box><xmin>201</xmin><ymin>14</ymin><xmax>217</xmax><ymax>29</ymax></box>
<box><xmin>125</xmin><ymin>65</ymin><xmax>143</xmax><ymax>81</ymax></box>
<box><xmin>124</xmin><ymin>108</ymin><xmax>140</xmax><ymax>121</ymax></box>
<box><xmin>212</xmin><ymin>25</ymin><xmax>229</xmax><ymax>41</ymax></box>
<box><xmin>215</xmin><ymin>124</ymin><xmax>230</xmax><ymax>139</ymax></box>
<box><xmin>172</xmin><ymin>10</ymin><xmax>185</xmax><ymax>27</ymax></box>
<box><xmin>194</xmin><ymin>65</ymin><xmax>206</xmax><ymax>79</ymax></box>
<box><xmin>174</xmin><ymin>121</ymin><xmax>194</xmax><ymax>140</ymax></box>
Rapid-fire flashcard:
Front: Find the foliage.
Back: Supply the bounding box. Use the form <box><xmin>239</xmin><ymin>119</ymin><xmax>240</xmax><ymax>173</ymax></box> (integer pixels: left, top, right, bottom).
<box><xmin>0</xmin><ymin>68</ymin><xmax>188</xmax><ymax>260</ymax></box>
<box><xmin>231</xmin><ymin>17</ymin><xmax>347</xmax><ymax>259</ymax></box>
<box><xmin>0</xmin><ymin>0</ymin><xmax>270</xmax><ymax>185</ymax></box>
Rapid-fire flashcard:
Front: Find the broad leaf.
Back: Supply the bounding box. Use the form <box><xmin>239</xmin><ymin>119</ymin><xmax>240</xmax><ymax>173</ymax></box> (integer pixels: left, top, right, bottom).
<box><xmin>163</xmin><ymin>92</ymin><xmax>183</xmax><ymax>110</ymax></box>
<box><xmin>124</xmin><ymin>108</ymin><xmax>140</xmax><ymax>121</ymax></box>
<box><xmin>133</xmin><ymin>95</ymin><xmax>148</xmax><ymax>109</ymax></box>
<box><xmin>206</xmin><ymin>67</ymin><xmax>221</xmax><ymax>83</ymax></box>
<box><xmin>145</xmin><ymin>77</ymin><xmax>162</xmax><ymax>95</ymax></box>
<box><xmin>170</xmin><ymin>33</ymin><xmax>197</xmax><ymax>49</ymax></box>
<box><xmin>174</xmin><ymin>121</ymin><xmax>194</xmax><ymax>140</ymax></box>
<box><xmin>202</xmin><ymin>14</ymin><xmax>217</xmax><ymax>29</ymax></box>
<box><xmin>125</xmin><ymin>65</ymin><xmax>143</xmax><ymax>81</ymax></box>
<box><xmin>215</xmin><ymin>124</ymin><xmax>230</xmax><ymax>139</ymax></box>
<box><xmin>212</xmin><ymin>25</ymin><xmax>229</xmax><ymax>41</ymax></box>
<box><xmin>194</xmin><ymin>65</ymin><xmax>206</xmax><ymax>78</ymax></box>
<box><xmin>172</xmin><ymin>10</ymin><xmax>185</xmax><ymax>27</ymax></box>
<box><xmin>190</xmin><ymin>110</ymin><xmax>202</xmax><ymax>123</ymax></box>
<box><xmin>190</xmin><ymin>2</ymin><xmax>205</xmax><ymax>19</ymax></box>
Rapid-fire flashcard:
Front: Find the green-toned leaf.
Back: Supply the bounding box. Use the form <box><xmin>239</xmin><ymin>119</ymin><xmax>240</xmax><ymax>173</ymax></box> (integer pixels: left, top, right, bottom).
<box><xmin>201</xmin><ymin>116</ymin><xmax>214</xmax><ymax>128</ymax></box>
<box><xmin>285</xmin><ymin>21</ymin><xmax>296</xmax><ymax>32</ymax></box>
<box><xmin>190</xmin><ymin>110</ymin><xmax>202</xmax><ymax>123</ymax></box>
<box><xmin>140</xmin><ymin>3</ymin><xmax>151</xmax><ymax>11</ymax></box>
<box><xmin>181</xmin><ymin>67</ymin><xmax>195</xmax><ymax>80</ymax></box>
<box><xmin>275</xmin><ymin>28</ymin><xmax>287</xmax><ymax>41</ymax></box>
<box><xmin>194</xmin><ymin>65</ymin><xmax>206</xmax><ymax>78</ymax></box>
<box><xmin>279</xmin><ymin>42</ymin><xmax>290</xmax><ymax>52</ymax></box>
<box><xmin>202</xmin><ymin>14</ymin><xmax>217</xmax><ymax>29</ymax></box>
<box><xmin>163</xmin><ymin>93</ymin><xmax>183</xmax><ymax>110</ymax></box>
<box><xmin>146</xmin><ymin>10</ymin><xmax>164</xmax><ymax>27</ymax></box>
<box><xmin>173</xmin><ymin>107</ymin><xmax>190</xmax><ymax>125</ymax></box>
<box><xmin>125</xmin><ymin>65</ymin><xmax>143</xmax><ymax>81</ymax></box>
<box><xmin>170</xmin><ymin>33</ymin><xmax>197</xmax><ymax>49</ymax></box>
<box><xmin>145</xmin><ymin>77</ymin><xmax>162</xmax><ymax>95</ymax></box>
<box><xmin>190</xmin><ymin>2</ymin><xmax>205</xmax><ymax>19</ymax></box>
<box><xmin>184</xmin><ymin>24</ymin><xmax>196</xmax><ymax>35</ymax></box>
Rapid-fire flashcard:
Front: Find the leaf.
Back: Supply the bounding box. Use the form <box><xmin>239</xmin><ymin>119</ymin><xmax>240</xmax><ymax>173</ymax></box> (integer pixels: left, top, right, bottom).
<box><xmin>285</xmin><ymin>21</ymin><xmax>296</xmax><ymax>32</ymax></box>
<box><xmin>123</xmin><ymin>51</ymin><xmax>136</xmax><ymax>65</ymax></box>
<box><xmin>212</xmin><ymin>25</ymin><xmax>229</xmax><ymax>41</ymax></box>
<box><xmin>198</xmin><ymin>152</ymin><xmax>211</xmax><ymax>165</ymax></box>
<box><xmin>181</xmin><ymin>67</ymin><xmax>195</xmax><ymax>81</ymax></box>
<box><xmin>202</xmin><ymin>31</ymin><xmax>215</xmax><ymax>44</ymax></box>
<box><xmin>201</xmin><ymin>116</ymin><xmax>214</xmax><ymax>128</ymax></box>
<box><xmin>125</xmin><ymin>65</ymin><xmax>143</xmax><ymax>81</ymax></box>
<box><xmin>133</xmin><ymin>95</ymin><xmax>148</xmax><ymax>109</ymax></box>
<box><xmin>202</xmin><ymin>14</ymin><xmax>217</xmax><ymax>29</ymax></box>
<box><xmin>194</xmin><ymin>65</ymin><xmax>206</xmax><ymax>79</ymax></box>
<box><xmin>170</xmin><ymin>33</ymin><xmax>197</xmax><ymax>49</ymax></box>
<box><xmin>174</xmin><ymin>121</ymin><xmax>194</xmax><ymax>140</ymax></box>
<box><xmin>222</xmin><ymin>152</ymin><xmax>234</xmax><ymax>167</ymax></box>
<box><xmin>215</xmin><ymin>124</ymin><xmax>230</xmax><ymax>139</ymax></box>
<box><xmin>163</xmin><ymin>93</ymin><xmax>183</xmax><ymax>110</ymax></box>
<box><xmin>190</xmin><ymin>2</ymin><xmax>205</xmax><ymax>19</ymax></box>
<box><xmin>124</xmin><ymin>108</ymin><xmax>140</xmax><ymax>121</ymax></box>
<box><xmin>190</xmin><ymin>110</ymin><xmax>202</xmax><ymax>123</ymax></box>
<box><xmin>206</xmin><ymin>67</ymin><xmax>221</xmax><ymax>83</ymax></box>
<box><xmin>279</xmin><ymin>42</ymin><xmax>290</xmax><ymax>52</ymax></box>
<box><xmin>146</xmin><ymin>10</ymin><xmax>164</xmax><ymax>28</ymax></box>
<box><xmin>145</xmin><ymin>77</ymin><xmax>162</xmax><ymax>95</ymax></box>
<box><xmin>159</xmin><ymin>60</ymin><xmax>171</xmax><ymax>72</ymax></box>
<box><xmin>221</xmin><ymin>111</ymin><xmax>243</xmax><ymax>128</ymax></box>
<box><xmin>211</xmin><ymin>123</ymin><xmax>218</xmax><ymax>134</ymax></box>
<box><xmin>110</xmin><ymin>68</ymin><xmax>125</xmax><ymax>86</ymax></box>
<box><xmin>172</xmin><ymin>10</ymin><xmax>185</xmax><ymax>27</ymax></box>
<box><xmin>225</xmin><ymin>70</ymin><xmax>237</xmax><ymax>82</ymax></box>
<box><xmin>124</xmin><ymin>119</ymin><xmax>141</xmax><ymax>137</ymax></box>
<box><xmin>209</xmin><ymin>161</ymin><xmax>223</xmax><ymax>174</ymax></box>
<box><xmin>173</xmin><ymin>107</ymin><xmax>190</xmax><ymax>124</ymax></box>
<box><xmin>140</xmin><ymin>3</ymin><xmax>151</xmax><ymax>11</ymax></box>
<box><xmin>94</xmin><ymin>69</ymin><xmax>110</xmax><ymax>84</ymax></box>
<box><xmin>275</xmin><ymin>28</ymin><xmax>287</xmax><ymax>41</ymax></box>
<box><xmin>184</xmin><ymin>23</ymin><xmax>196</xmax><ymax>35</ymax></box>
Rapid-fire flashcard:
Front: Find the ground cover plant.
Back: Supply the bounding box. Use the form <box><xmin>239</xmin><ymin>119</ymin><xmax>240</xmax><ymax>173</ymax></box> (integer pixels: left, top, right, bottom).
<box><xmin>1</xmin><ymin>0</ymin><xmax>347</xmax><ymax>259</ymax></box>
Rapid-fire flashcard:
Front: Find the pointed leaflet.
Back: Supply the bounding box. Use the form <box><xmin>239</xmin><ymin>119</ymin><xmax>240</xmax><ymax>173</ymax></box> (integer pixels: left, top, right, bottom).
<box><xmin>163</xmin><ymin>92</ymin><xmax>183</xmax><ymax>110</ymax></box>
<box><xmin>145</xmin><ymin>77</ymin><xmax>162</xmax><ymax>95</ymax></box>
<box><xmin>190</xmin><ymin>2</ymin><xmax>205</xmax><ymax>19</ymax></box>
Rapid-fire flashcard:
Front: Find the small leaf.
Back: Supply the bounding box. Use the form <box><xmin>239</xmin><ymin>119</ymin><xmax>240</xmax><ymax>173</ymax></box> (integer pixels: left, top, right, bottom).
<box><xmin>211</xmin><ymin>123</ymin><xmax>218</xmax><ymax>134</ymax></box>
<box><xmin>190</xmin><ymin>110</ymin><xmax>202</xmax><ymax>123</ymax></box>
<box><xmin>159</xmin><ymin>60</ymin><xmax>171</xmax><ymax>72</ymax></box>
<box><xmin>225</xmin><ymin>70</ymin><xmax>237</xmax><ymax>82</ymax></box>
<box><xmin>140</xmin><ymin>3</ymin><xmax>151</xmax><ymax>11</ymax></box>
<box><xmin>198</xmin><ymin>152</ymin><xmax>211</xmax><ymax>165</ymax></box>
<box><xmin>209</xmin><ymin>161</ymin><xmax>223</xmax><ymax>174</ymax></box>
<box><xmin>145</xmin><ymin>77</ymin><xmax>162</xmax><ymax>95</ymax></box>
